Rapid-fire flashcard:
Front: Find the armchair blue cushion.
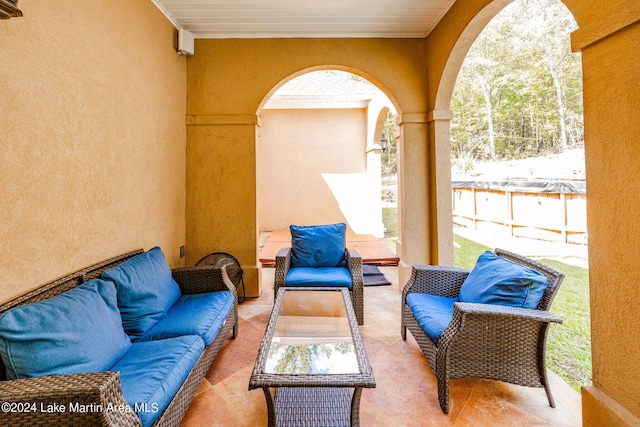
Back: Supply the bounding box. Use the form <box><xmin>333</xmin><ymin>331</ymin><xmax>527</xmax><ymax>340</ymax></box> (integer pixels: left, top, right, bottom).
<box><xmin>285</xmin><ymin>267</ymin><xmax>352</xmax><ymax>289</ymax></box>
<box><xmin>459</xmin><ymin>251</ymin><xmax>549</xmax><ymax>309</ymax></box>
<box><xmin>102</xmin><ymin>246</ymin><xmax>182</xmax><ymax>339</ymax></box>
<box><xmin>406</xmin><ymin>293</ymin><xmax>458</xmax><ymax>344</ymax></box>
<box><xmin>290</xmin><ymin>223</ymin><xmax>346</xmax><ymax>268</ymax></box>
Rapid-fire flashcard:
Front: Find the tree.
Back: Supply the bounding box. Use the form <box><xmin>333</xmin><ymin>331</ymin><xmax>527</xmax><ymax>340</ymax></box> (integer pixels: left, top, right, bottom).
<box><xmin>516</xmin><ymin>0</ymin><xmax>580</xmax><ymax>150</ymax></box>
<box><xmin>381</xmin><ymin>111</ymin><xmax>398</xmax><ymax>177</ymax></box>
<box><xmin>450</xmin><ymin>0</ymin><xmax>583</xmax><ymax>168</ymax></box>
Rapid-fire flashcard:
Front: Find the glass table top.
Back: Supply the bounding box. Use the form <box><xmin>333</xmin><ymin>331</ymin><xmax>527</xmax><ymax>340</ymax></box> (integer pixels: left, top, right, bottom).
<box><xmin>264</xmin><ymin>289</ymin><xmax>359</xmax><ymax>375</ymax></box>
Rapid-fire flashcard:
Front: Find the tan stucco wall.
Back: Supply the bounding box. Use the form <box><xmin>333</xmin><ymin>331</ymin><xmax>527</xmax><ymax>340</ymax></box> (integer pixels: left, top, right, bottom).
<box><xmin>0</xmin><ymin>0</ymin><xmax>187</xmax><ymax>304</ymax></box>
<box><xmin>185</xmin><ymin>116</ymin><xmax>260</xmax><ymax>292</ymax></box>
<box><xmin>577</xmin><ymin>11</ymin><xmax>640</xmax><ymax>425</ymax></box>
<box><xmin>186</xmin><ymin>38</ymin><xmax>430</xmax><ymax>296</ymax></box>
<box><xmin>257</xmin><ymin>108</ymin><xmax>384</xmax><ymax>235</ymax></box>
<box><xmin>427</xmin><ymin>0</ymin><xmax>640</xmax><ymax>423</ymax></box>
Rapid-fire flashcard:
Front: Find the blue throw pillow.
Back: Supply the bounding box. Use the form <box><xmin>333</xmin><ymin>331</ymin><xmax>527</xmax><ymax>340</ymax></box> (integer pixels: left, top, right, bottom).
<box><xmin>102</xmin><ymin>247</ymin><xmax>181</xmax><ymax>339</ymax></box>
<box><xmin>458</xmin><ymin>251</ymin><xmax>549</xmax><ymax>309</ymax></box>
<box><xmin>290</xmin><ymin>223</ymin><xmax>346</xmax><ymax>268</ymax></box>
<box><xmin>0</xmin><ymin>279</ymin><xmax>131</xmax><ymax>380</ymax></box>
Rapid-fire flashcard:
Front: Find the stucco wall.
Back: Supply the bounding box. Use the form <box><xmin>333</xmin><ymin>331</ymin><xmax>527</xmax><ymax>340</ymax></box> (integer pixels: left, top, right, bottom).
<box><xmin>257</xmin><ymin>108</ymin><xmax>384</xmax><ymax>235</ymax></box>
<box><xmin>578</xmin><ymin>15</ymin><xmax>640</xmax><ymax>425</ymax></box>
<box><xmin>0</xmin><ymin>0</ymin><xmax>187</xmax><ymax>303</ymax></box>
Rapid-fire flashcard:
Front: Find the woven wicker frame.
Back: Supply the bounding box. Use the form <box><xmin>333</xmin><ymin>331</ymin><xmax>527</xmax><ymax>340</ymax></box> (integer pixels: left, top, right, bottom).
<box><xmin>0</xmin><ymin>249</ymin><xmax>238</xmax><ymax>426</ymax></box>
<box><xmin>274</xmin><ymin>247</ymin><xmax>364</xmax><ymax>325</ymax></box>
<box><xmin>401</xmin><ymin>248</ymin><xmax>565</xmax><ymax>414</ymax></box>
<box><xmin>250</xmin><ymin>287</ymin><xmax>375</xmax><ymax>426</ymax></box>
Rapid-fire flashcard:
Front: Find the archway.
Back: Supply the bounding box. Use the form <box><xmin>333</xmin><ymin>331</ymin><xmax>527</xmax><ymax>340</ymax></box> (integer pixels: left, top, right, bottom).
<box><xmin>430</xmin><ymin>0</ymin><xmax>584</xmax><ymax>256</ymax></box>
<box><xmin>430</xmin><ymin>2</ymin><xmax>591</xmax><ymax>412</ymax></box>
<box><xmin>185</xmin><ymin>38</ymin><xmax>433</xmax><ymax>300</ymax></box>
<box><xmin>446</xmin><ymin>0</ymin><xmax>588</xmax><ymax>397</ymax></box>
<box><xmin>255</xmin><ymin>68</ymin><xmax>400</xmax><ymax>277</ymax></box>
<box><xmin>256</xmin><ymin>69</ymin><xmax>397</xmax><ymax>236</ymax></box>
<box><xmin>449</xmin><ymin>0</ymin><xmax>585</xmax><ymax>243</ymax></box>
<box><xmin>428</xmin><ymin>0</ymin><xmax>515</xmax><ymax>267</ymax></box>
<box><xmin>426</xmin><ymin>1</ymin><xmax>640</xmax><ymax>424</ymax></box>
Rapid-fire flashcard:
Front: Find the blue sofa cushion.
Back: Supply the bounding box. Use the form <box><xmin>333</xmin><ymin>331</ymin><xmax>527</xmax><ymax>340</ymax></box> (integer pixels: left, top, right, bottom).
<box><xmin>111</xmin><ymin>335</ymin><xmax>205</xmax><ymax>427</ymax></box>
<box><xmin>406</xmin><ymin>293</ymin><xmax>458</xmax><ymax>345</ymax></box>
<box><xmin>102</xmin><ymin>247</ymin><xmax>182</xmax><ymax>339</ymax></box>
<box><xmin>290</xmin><ymin>223</ymin><xmax>346</xmax><ymax>268</ymax></box>
<box><xmin>0</xmin><ymin>279</ymin><xmax>131</xmax><ymax>380</ymax></box>
<box><xmin>459</xmin><ymin>251</ymin><xmax>549</xmax><ymax>309</ymax></box>
<box><xmin>136</xmin><ymin>291</ymin><xmax>234</xmax><ymax>346</ymax></box>
<box><xmin>285</xmin><ymin>267</ymin><xmax>352</xmax><ymax>289</ymax></box>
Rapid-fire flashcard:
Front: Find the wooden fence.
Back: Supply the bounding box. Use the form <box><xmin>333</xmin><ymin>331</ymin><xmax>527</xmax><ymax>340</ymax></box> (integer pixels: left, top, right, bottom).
<box><xmin>452</xmin><ymin>181</ymin><xmax>587</xmax><ymax>245</ymax></box>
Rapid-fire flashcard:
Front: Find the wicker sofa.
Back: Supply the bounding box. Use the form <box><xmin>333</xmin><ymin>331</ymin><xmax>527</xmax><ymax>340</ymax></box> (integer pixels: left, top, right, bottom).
<box><xmin>0</xmin><ymin>247</ymin><xmax>238</xmax><ymax>427</ymax></box>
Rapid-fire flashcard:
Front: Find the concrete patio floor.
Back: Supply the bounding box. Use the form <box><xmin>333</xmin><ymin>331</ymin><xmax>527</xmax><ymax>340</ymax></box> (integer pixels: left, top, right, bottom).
<box><xmin>180</xmin><ymin>266</ymin><xmax>582</xmax><ymax>426</ymax></box>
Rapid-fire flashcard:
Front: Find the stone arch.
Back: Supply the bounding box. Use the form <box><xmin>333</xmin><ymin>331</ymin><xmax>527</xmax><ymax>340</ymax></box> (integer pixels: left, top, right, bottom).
<box><xmin>428</xmin><ymin>2</ymin><xmax>640</xmax><ymax>423</ymax></box>
<box><xmin>372</xmin><ymin>106</ymin><xmax>393</xmax><ymax>145</ymax></box>
<box><xmin>434</xmin><ymin>0</ymin><xmax>580</xmax><ymax>109</ymax></box>
<box><xmin>186</xmin><ymin>38</ymin><xmax>431</xmax><ymax>297</ymax></box>
<box><xmin>429</xmin><ymin>0</ymin><xmax>582</xmax><ymax>265</ymax></box>
<box><xmin>256</xmin><ymin>65</ymin><xmax>402</xmax><ymax>117</ymax></box>
<box><xmin>255</xmin><ymin>67</ymin><xmax>399</xmax><ymax>238</ymax></box>
<box><xmin>434</xmin><ymin>0</ymin><xmax>515</xmax><ymax>111</ymax></box>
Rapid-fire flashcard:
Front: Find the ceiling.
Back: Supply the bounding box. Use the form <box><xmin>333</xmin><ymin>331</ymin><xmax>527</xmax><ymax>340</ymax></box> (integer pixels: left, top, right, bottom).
<box><xmin>152</xmin><ymin>0</ymin><xmax>457</xmax><ymax>39</ymax></box>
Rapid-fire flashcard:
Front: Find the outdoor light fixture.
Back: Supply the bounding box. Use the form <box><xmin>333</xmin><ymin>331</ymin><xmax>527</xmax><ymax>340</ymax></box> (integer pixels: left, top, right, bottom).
<box><xmin>380</xmin><ymin>134</ymin><xmax>389</xmax><ymax>151</ymax></box>
<box><xmin>0</xmin><ymin>0</ymin><xmax>22</xmax><ymax>19</ymax></box>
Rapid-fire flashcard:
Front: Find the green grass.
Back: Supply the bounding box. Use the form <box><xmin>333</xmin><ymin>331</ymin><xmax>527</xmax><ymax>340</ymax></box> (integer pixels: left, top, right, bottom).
<box><xmin>538</xmin><ymin>258</ymin><xmax>592</xmax><ymax>392</ymax></box>
<box><xmin>453</xmin><ymin>234</ymin><xmax>592</xmax><ymax>393</ymax></box>
<box><xmin>382</xmin><ymin>206</ymin><xmax>398</xmax><ymax>240</ymax></box>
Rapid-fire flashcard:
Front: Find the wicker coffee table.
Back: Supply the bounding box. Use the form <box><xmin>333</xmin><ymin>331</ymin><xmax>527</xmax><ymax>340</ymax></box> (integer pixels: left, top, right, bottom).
<box><xmin>249</xmin><ymin>287</ymin><xmax>375</xmax><ymax>427</ymax></box>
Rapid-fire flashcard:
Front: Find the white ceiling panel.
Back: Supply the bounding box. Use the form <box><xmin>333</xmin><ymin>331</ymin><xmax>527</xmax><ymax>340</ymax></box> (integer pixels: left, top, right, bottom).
<box><xmin>152</xmin><ymin>0</ymin><xmax>456</xmax><ymax>38</ymax></box>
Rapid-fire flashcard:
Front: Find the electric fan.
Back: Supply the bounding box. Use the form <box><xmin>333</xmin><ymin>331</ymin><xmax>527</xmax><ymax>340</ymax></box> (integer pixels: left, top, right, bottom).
<box><xmin>195</xmin><ymin>252</ymin><xmax>246</xmax><ymax>303</ymax></box>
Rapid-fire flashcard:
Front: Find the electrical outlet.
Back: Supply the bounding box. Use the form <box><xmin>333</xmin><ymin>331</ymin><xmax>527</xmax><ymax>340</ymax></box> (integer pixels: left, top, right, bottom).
<box><xmin>179</xmin><ymin>245</ymin><xmax>185</xmax><ymax>258</ymax></box>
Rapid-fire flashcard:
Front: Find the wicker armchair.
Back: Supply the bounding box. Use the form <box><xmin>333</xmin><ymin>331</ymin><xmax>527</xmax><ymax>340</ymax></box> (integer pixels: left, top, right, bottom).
<box><xmin>401</xmin><ymin>248</ymin><xmax>564</xmax><ymax>414</ymax></box>
<box><xmin>275</xmin><ymin>246</ymin><xmax>364</xmax><ymax>325</ymax></box>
